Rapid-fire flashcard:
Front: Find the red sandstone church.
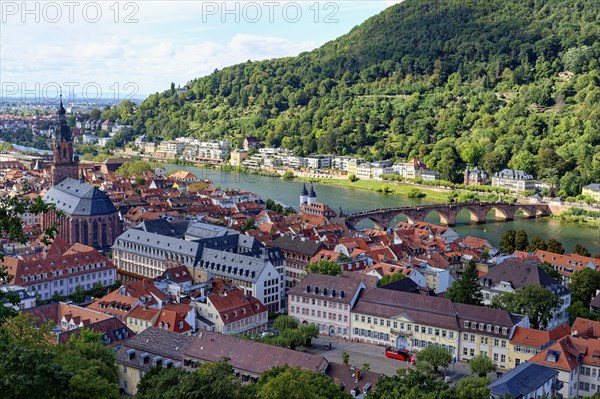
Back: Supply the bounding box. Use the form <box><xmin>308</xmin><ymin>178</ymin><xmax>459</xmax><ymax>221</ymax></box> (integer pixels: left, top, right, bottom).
<box><xmin>42</xmin><ymin>97</ymin><xmax>121</xmax><ymax>250</ymax></box>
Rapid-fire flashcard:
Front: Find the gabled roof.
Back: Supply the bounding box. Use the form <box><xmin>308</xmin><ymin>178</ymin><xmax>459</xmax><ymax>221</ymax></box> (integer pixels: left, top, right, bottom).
<box><xmin>510</xmin><ymin>324</ymin><xmax>571</xmax><ymax>348</ymax></box>
<box><xmin>185</xmin><ymin>332</ymin><xmax>328</xmax><ymax>375</ymax></box>
<box><xmin>480</xmin><ymin>259</ymin><xmax>563</xmax><ymax>291</ymax></box>
<box><xmin>572</xmin><ymin>317</ymin><xmax>600</xmax><ymax>339</ymax></box>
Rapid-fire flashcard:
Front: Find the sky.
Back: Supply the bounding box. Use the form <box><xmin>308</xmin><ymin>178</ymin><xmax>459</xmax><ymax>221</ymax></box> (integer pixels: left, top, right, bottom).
<box><xmin>0</xmin><ymin>1</ymin><xmax>401</xmax><ymax>102</ymax></box>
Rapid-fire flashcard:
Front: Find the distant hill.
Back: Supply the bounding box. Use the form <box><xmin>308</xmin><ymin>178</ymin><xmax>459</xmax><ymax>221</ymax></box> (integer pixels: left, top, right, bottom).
<box><xmin>122</xmin><ymin>0</ymin><xmax>599</xmax><ymax>194</ymax></box>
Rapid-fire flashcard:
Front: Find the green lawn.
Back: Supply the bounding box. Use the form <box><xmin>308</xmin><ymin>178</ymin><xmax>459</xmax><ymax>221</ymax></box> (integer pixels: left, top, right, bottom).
<box><xmin>311</xmin><ymin>178</ymin><xmax>450</xmax><ymax>203</ymax></box>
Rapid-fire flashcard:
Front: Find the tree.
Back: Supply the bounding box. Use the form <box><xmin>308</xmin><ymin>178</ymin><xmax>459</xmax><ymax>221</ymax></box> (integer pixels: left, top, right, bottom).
<box><xmin>282</xmin><ymin>170</ymin><xmax>295</xmax><ymax>179</ymax></box>
<box><xmin>348</xmin><ymin>174</ymin><xmax>358</xmax><ymax>182</ymax></box>
<box><xmin>498</xmin><ymin>230</ymin><xmax>516</xmax><ymax>253</ymax></box>
<box><xmin>378</xmin><ymin>273</ymin><xmax>407</xmax><ymax>286</ymax></box>
<box><xmin>454</xmin><ymin>377</ymin><xmax>491</xmax><ymax>399</ymax></box>
<box><xmin>491</xmin><ymin>285</ymin><xmax>562</xmax><ymax>329</ymax></box>
<box><xmin>342</xmin><ymin>351</ymin><xmax>350</xmax><ymax>366</ymax></box>
<box><xmin>241</xmin><ymin>219</ymin><xmax>257</xmax><ymax>232</ymax></box>
<box><xmin>306</xmin><ymin>260</ymin><xmax>342</xmax><ymax>276</ymax></box>
<box><xmin>540</xmin><ymin>261</ymin><xmax>561</xmax><ymax>280</ymax></box>
<box><xmin>567</xmin><ymin>300</ymin><xmax>600</xmax><ymax>324</ymax></box>
<box><xmin>361</xmin><ymin>363</ymin><xmax>370</xmax><ymax>371</ymax></box>
<box><xmin>546</xmin><ymin>238</ymin><xmax>565</xmax><ymax>254</ymax></box>
<box><xmin>70</xmin><ymin>285</ymin><xmax>87</xmax><ymax>304</ymax></box>
<box><xmin>514</xmin><ymin>230</ymin><xmax>529</xmax><ymax>251</ymax></box>
<box><xmin>574</xmin><ymin>244</ymin><xmax>591</xmax><ymax>257</ymax></box>
<box><xmin>469</xmin><ymin>354</ymin><xmax>497</xmax><ymax>377</ymax></box>
<box><xmin>446</xmin><ymin>260</ymin><xmax>483</xmax><ymax>305</ymax></box>
<box><xmin>116</xmin><ymin>160</ymin><xmax>155</xmax><ymax>177</ymax></box>
<box><xmin>415</xmin><ymin>346</ymin><xmax>452</xmax><ymax>373</ymax></box>
<box><xmin>569</xmin><ymin>268</ymin><xmax>600</xmax><ymax>306</ymax></box>
<box><xmin>273</xmin><ymin>315</ymin><xmax>299</xmax><ymax>331</ymax></box>
<box><xmin>407</xmin><ymin>188</ymin><xmax>427</xmax><ymax>198</ymax></box>
<box><xmin>527</xmin><ymin>236</ymin><xmax>547</xmax><ymax>252</ymax></box>
<box><xmin>257</xmin><ymin>365</ymin><xmax>351</xmax><ymax>399</ymax></box>
<box><xmin>369</xmin><ymin>368</ymin><xmax>454</xmax><ymax>399</ymax></box>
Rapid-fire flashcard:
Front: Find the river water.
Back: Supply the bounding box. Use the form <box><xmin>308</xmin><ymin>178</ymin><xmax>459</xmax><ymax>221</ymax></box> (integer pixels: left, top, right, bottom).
<box><xmin>164</xmin><ymin>164</ymin><xmax>599</xmax><ymax>254</ymax></box>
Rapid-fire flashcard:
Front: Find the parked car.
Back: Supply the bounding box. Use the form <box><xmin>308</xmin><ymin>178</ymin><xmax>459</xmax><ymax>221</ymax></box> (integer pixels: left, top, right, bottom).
<box><xmin>385</xmin><ymin>347</ymin><xmax>416</xmax><ymax>364</ymax></box>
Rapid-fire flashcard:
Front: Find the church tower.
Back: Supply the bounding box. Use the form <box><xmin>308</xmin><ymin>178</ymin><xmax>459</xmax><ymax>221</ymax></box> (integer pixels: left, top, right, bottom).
<box><xmin>51</xmin><ymin>95</ymin><xmax>79</xmax><ymax>185</ymax></box>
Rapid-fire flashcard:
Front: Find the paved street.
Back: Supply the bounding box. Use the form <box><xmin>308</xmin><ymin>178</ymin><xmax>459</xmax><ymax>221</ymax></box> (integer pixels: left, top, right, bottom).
<box><xmin>304</xmin><ymin>335</ymin><xmax>480</xmax><ymax>382</ymax></box>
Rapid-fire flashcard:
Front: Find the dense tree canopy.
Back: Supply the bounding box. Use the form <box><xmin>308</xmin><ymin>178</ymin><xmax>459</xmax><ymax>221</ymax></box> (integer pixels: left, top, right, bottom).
<box><xmin>122</xmin><ymin>0</ymin><xmax>599</xmax><ymax>191</ymax></box>
<box><xmin>491</xmin><ymin>285</ymin><xmax>562</xmax><ymax>329</ymax></box>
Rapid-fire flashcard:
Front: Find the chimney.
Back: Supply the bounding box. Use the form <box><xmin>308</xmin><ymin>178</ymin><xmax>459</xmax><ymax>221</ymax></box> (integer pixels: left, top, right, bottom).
<box><xmin>355</xmin><ymin>370</ymin><xmax>360</xmax><ymax>383</ymax></box>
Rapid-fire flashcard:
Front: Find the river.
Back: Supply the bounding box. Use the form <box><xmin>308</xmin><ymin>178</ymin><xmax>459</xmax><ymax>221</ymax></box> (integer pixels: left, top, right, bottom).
<box><xmin>163</xmin><ymin>164</ymin><xmax>600</xmax><ymax>254</ymax></box>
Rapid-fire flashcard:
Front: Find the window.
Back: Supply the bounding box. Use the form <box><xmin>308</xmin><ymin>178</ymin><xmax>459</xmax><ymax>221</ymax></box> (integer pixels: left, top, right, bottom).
<box><xmin>354</xmin><ymin>315</ymin><xmax>359</xmax><ymax>321</ymax></box>
<box><xmin>428</xmin><ymin>327</ymin><xmax>433</xmax><ymax>335</ymax></box>
<box><xmin>500</xmin><ymin>354</ymin><xmax>506</xmax><ymax>363</ymax></box>
<box><xmin>464</xmin><ymin>321</ymin><xmax>469</xmax><ymax>328</ymax></box>
<box><xmin>501</xmin><ymin>340</ymin><xmax>507</xmax><ymax>348</ymax></box>
<box><xmin>449</xmin><ymin>332</ymin><xmax>454</xmax><ymax>339</ymax></box>
<box><xmin>493</xmin><ymin>353</ymin><xmax>499</xmax><ymax>362</ymax></box>
<box><xmin>579</xmin><ymin>382</ymin><xmax>590</xmax><ymax>392</ymax></box>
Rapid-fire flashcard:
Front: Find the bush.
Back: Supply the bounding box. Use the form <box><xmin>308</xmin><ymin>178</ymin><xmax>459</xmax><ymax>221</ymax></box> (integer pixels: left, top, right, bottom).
<box><xmin>407</xmin><ymin>188</ymin><xmax>426</xmax><ymax>198</ymax></box>
<box><xmin>348</xmin><ymin>174</ymin><xmax>358</xmax><ymax>182</ymax></box>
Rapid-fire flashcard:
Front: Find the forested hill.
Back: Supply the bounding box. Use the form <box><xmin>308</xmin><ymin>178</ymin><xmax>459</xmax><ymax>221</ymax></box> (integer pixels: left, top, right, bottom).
<box><xmin>125</xmin><ymin>0</ymin><xmax>600</xmax><ymax>193</ymax></box>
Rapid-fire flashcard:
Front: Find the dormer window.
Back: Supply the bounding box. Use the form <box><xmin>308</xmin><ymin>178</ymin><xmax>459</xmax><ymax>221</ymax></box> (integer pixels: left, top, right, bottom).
<box><xmin>464</xmin><ymin>321</ymin><xmax>469</xmax><ymax>328</ymax></box>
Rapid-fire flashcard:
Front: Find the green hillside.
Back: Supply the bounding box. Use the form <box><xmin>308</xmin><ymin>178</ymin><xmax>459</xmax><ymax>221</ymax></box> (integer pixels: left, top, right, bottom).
<box><xmin>123</xmin><ymin>0</ymin><xmax>600</xmax><ymax>195</ymax></box>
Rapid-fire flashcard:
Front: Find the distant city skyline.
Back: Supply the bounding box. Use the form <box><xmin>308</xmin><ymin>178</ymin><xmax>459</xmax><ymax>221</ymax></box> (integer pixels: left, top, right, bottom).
<box><xmin>1</xmin><ymin>1</ymin><xmax>399</xmax><ymax>100</ymax></box>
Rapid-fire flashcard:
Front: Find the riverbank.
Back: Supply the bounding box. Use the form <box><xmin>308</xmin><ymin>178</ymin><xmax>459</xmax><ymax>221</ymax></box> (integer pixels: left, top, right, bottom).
<box><xmin>308</xmin><ymin>177</ymin><xmax>450</xmax><ymax>203</ymax></box>
<box><xmin>549</xmin><ymin>209</ymin><xmax>600</xmax><ymax>227</ymax></box>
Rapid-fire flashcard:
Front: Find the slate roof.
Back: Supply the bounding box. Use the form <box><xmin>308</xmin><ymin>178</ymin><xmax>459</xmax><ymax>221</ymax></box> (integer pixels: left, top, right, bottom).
<box><xmin>288</xmin><ymin>273</ymin><xmax>373</xmax><ymax>305</ymax></box>
<box><xmin>199</xmin><ymin>248</ymin><xmax>271</xmax><ymax>283</ymax></box>
<box><xmin>58</xmin><ymin>317</ymin><xmax>134</xmax><ymax>347</ymax></box>
<box><xmin>489</xmin><ymin>362</ymin><xmax>557</xmax><ymax>398</ymax></box>
<box><xmin>481</xmin><ymin>259</ymin><xmax>567</xmax><ymax>295</ymax></box>
<box><xmin>268</xmin><ymin>235</ymin><xmax>324</xmax><ymax>256</ymax></box>
<box><xmin>583</xmin><ymin>183</ymin><xmax>600</xmax><ymax>191</ymax></box>
<box><xmin>184</xmin><ymin>222</ymin><xmax>235</xmax><ymax>239</ymax></box>
<box><xmin>43</xmin><ymin>177</ymin><xmax>118</xmax><ymax>216</ymax></box>
<box><xmin>493</xmin><ymin>169</ymin><xmax>534</xmax><ymax>180</ymax></box>
<box><xmin>115</xmin><ymin>327</ymin><xmax>193</xmax><ymax>370</ymax></box>
<box><xmin>184</xmin><ymin>332</ymin><xmax>328</xmax><ymax>375</ymax></box>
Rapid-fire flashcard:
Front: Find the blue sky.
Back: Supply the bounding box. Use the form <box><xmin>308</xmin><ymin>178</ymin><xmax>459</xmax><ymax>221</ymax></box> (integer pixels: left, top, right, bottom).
<box><xmin>0</xmin><ymin>1</ymin><xmax>399</xmax><ymax>101</ymax></box>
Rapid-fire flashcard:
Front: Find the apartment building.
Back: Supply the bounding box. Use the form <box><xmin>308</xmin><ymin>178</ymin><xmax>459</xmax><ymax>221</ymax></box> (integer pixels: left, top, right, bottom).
<box><xmin>492</xmin><ymin>169</ymin><xmax>536</xmax><ymax>192</ymax></box>
<box><xmin>480</xmin><ymin>260</ymin><xmax>571</xmax><ymax>328</ymax></box>
<box><xmin>268</xmin><ymin>235</ymin><xmax>323</xmax><ymax>288</ymax></box>
<box><xmin>2</xmin><ymin>240</ymin><xmax>116</xmax><ymax>301</ymax></box>
<box><xmin>350</xmin><ymin>288</ymin><xmax>527</xmax><ymax>369</ymax></box>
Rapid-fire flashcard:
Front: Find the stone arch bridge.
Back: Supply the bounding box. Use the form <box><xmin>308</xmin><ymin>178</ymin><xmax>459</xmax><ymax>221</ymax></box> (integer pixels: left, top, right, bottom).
<box><xmin>345</xmin><ymin>202</ymin><xmax>553</xmax><ymax>229</ymax></box>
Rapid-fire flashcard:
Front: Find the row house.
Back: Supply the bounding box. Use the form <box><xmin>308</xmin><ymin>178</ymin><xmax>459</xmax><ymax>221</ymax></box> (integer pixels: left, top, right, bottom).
<box><xmin>268</xmin><ymin>235</ymin><xmax>324</xmax><ymax>288</ymax></box>
<box><xmin>287</xmin><ymin>272</ymin><xmax>377</xmax><ymax>338</ymax></box>
<box><xmin>2</xmin><ymin>239</ymin><xmax>116</xmax><ymax>301</ymax></box>
<box><xmin>507</xmin><ymin>324</ymin><xmax>571</xmax><ymax>369</ymax></box>
<box><xmin>349</xmin><ymin>288</ymin><xmax>527</xmax><ymax>369</ymax></box>
<box><xmin>531</xmin><ymin>250</ymin><xmax>600</xmax><ymax>286</ymax></box>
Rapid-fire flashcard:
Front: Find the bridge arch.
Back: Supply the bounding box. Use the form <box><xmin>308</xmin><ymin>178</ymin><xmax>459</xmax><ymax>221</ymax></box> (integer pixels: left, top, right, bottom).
<box><xmin>513</xmin><ymin>206</ymin><xmax>535</xmax><ymax>219</ymax></box>
<box><xmin>455</xmin><ymin>206</ymin><xmax>486</xmax><ymax>224</ymax></box>
<box><xmin>486</xmin><ymin>206</ymin><xmax>512</xmax><ymax>221</ymax></box>
<box><xmin>424</xmin><ymin>210</ymin><xmax>456</xmax><ymax>226</ymax></box>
